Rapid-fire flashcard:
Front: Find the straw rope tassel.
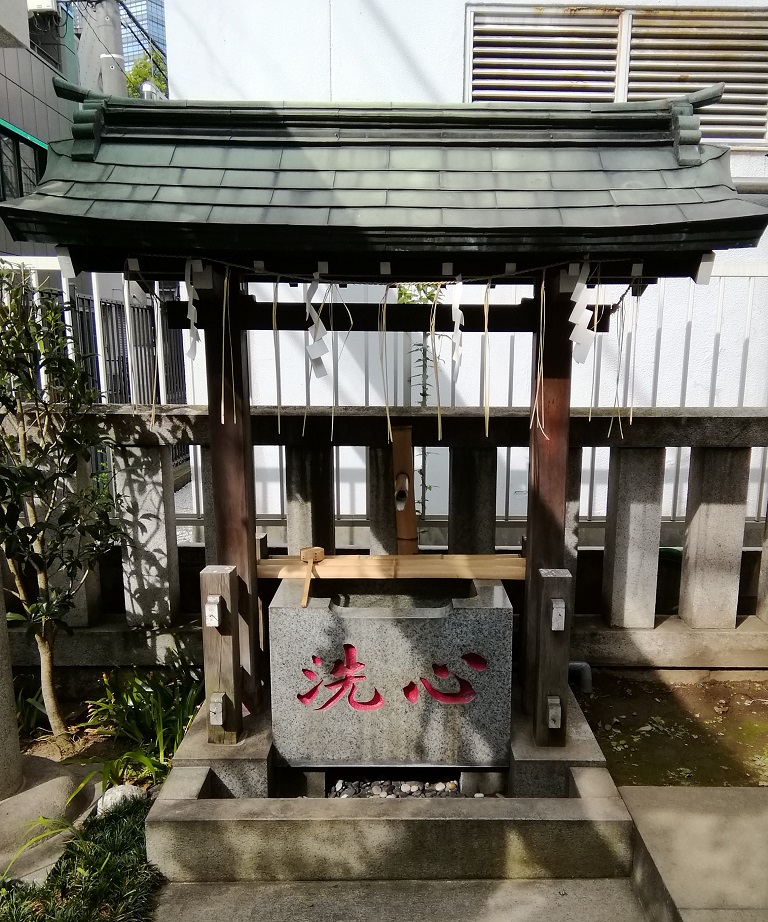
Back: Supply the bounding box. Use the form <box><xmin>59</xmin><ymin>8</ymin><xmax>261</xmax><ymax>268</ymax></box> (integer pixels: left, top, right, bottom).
<box><xmin>483</xmin><ymin>279</ymin><xmax>491</xmax><ymax>437</ymax></box>
<box><xmin>379</xmin><ymin>285</ymin><xmax>393</xmax><ymax>443</ymax></box>
<box><xmin>430</xmin><ymin>284</ymin><xmax>443</xmax><ymax>441</ymax></box>
<box><xmin>273</xmin><ymin>278</ymin><xmax>281</xmax><ymax>435</ymax></box>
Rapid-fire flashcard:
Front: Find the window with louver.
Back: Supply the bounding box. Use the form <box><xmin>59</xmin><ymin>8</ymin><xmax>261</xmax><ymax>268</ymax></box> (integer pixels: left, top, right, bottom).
<box><xmin>469</xmin><ymin>6</ymin><xmax>768</xmax><ymax>146</ymax></box>
<box><xmin>626</xmin><ymin>10</ymin><xmax>768</xmax><ymax>144</ymax></box>
<box><xmin>470</xmin><ymin>9</ymin><xmax>621</xmax><ymax>105</ymax></box>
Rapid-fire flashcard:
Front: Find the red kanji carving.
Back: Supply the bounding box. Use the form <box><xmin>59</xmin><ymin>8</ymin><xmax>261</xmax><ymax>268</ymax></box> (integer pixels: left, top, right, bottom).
<box><xmin>420</xmin><ymin>674</ymin><xmax>477</xmax><ymax>704</ymax></box>
<box><xmin>403</xmin><ymin>681</ymin><xmax>419</xmax><ymax>703</ymax></box>
<box><xmin>298</xmin><ymin>644</ymin><xmax>384</xmax><ymax>711</ymax></box>
<box><xmin>462</xmin><ymin>652</ymin><xmax>487</xmax><ymax>672</ymax></box>
<box><xmin>403</xmin><ymin>654</ymin><xmax>488</xmax><ymax>705</ymax></box>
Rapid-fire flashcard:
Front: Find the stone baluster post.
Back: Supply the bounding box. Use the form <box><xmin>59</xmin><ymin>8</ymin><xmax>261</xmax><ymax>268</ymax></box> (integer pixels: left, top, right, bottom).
<box><xmin>285</xmin><ymin>446</ymin><xmax>335</xmax><ymax>555</ymax></box>
<box><xmin>114</xmin><ymin>445</ymin><xmax>180</xmax><ymax>626</ymax></box>
<box><xmin>679</xmin><ymin>447</ymin><xmax>750</xmax><ymax>629</ymax></box>
<box><xmin>448</xmin><ymin>448</ymin><xmax>497</xmax><ymax>554</ymax></box>
<box><xmin>564</xmin><ymin>447</ymin><xmax>582</xmax><ymax>590</ymax></box>
<box><xmin>367</xmin><ymin>447</ymin><xmax>397</xmax><ymax>555</ymax></box>
<box><xmin>757</xmin><ymin>508</ymin><xmax>768</xmax><ymax>625</ymax></box>
<box><xmin>602</xmin><ymin>448</ymin><xmax>665</xmax><ymax>628</ymax></box>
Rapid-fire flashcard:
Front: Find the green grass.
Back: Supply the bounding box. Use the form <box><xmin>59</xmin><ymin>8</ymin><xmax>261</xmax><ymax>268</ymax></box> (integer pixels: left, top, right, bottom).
<box><xmin>79</xmin><ymin>659</ymin><xmax>204</xmax><ymax>788</ymax></box>
<box><xmin>0</xmin><ymin>798</ymin><xmax>163</xmax><ymax>922</ymax></box>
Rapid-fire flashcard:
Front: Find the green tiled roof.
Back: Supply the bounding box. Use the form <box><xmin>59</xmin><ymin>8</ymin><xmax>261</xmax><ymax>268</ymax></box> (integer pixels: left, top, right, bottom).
<box><xmin>1</xmin><ymin>78</ymin><xmax>766</xmax><ymax>277</ymax></box>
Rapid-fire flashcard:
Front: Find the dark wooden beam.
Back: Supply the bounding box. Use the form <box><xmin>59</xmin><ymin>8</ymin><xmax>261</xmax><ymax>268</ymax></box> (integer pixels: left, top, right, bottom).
<box><xmin>68</xmin><ymin>243</ymin><xmax>708</xmax><ymax>282</ymax></box>
<box><xmin>523</xmin><ymin>268</ymin><xmax>573</xmax><ymax>716</ymax></box>
<box><xmin>164</xmin><ymin>297</ymin><xmax>612</xmax><ymax>334</ymax></box>
<box><xmin>201</xmin><ymin>270</ymin><xmax>261</xmax><ymax>713</ymax></box>
<box><xmin>91</xmin><ymin>405</ymin><xmax>768</xmax><ymax>450</ymax></box>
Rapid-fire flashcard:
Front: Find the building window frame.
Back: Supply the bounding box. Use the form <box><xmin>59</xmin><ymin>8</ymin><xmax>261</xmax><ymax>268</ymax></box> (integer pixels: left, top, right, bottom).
<box><xmin>0</xmin><ymin>126</ymin><xmax>48</xmax><ymax>203</ymax></box>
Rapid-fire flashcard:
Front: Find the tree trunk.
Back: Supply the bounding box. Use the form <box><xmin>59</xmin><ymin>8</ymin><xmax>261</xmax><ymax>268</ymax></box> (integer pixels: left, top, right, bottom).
<box><xmin>34</xmin><ymin>626</ymin><xmax>68</xmax><ymax>740</ymax></box>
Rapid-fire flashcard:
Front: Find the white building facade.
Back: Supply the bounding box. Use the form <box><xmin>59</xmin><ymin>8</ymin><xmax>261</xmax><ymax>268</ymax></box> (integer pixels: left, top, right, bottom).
<box><xmin>166</xmin><ymin>0</ymin><xmax>768</xmax><ymax>542</ymax></box>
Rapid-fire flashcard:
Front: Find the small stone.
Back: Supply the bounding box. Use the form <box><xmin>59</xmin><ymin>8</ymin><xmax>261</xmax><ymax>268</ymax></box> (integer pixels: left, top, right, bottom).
<box><xmin>446</xmin><ymin>781</ymin><xmax>457</xmax><ymax>791</ymax></box>
<box><xmin>387</xmin><ymin>793</ymin><xmax>396</xmax><ymax>799</ymax></box>
<box><xmin>400</xmin><ymin>784</ymin><xmax>411</xmax><ymax>793</ymax></box>
<box><xmin>97</xmin><ymin>784</ymin><xmax>147</xmax><ymax>816</ymax></box>
<box><xmin>379</xmin><ymin>791</ymin><xmax>388</xmax><ymax>798</ymax></box>
<box><xmin>371</xmin><ymin>785</ymin><xmax>382</xmax><ymax>795</ymax></box>
<box><xmin>411</xmin><ymin>791</ymin><xmax>422</xmax><ymax>797</ymax></box>
<box><xmin>340</xmin><ymin>793</ymin><xmax>348</xmax><ymax>798</ymax></box>
<box><xmin>425</xmin><ymin>791</ymin><xmax>436</xmax><ymax>797</ymax></box>
<box><xmin>434</xmin><ymin>782</ymin><xmax>446</xmax><ymax>792</ymax></box>
<box><xmin>474</xmin><ymin>792</ymin><xmax>484</xmax><ymax>798</ymax></box>
<box><xmin>335</xmin><ymin>780</ymin><xmax>343</xmax><ymax>792</ymax></box>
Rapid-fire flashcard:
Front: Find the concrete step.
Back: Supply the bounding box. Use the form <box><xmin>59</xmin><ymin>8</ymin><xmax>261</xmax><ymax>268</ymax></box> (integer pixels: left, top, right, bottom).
<box><xmin>622</xmin><ymin>787</ymin><xmax>768</xmax><ymax>921</ymax></box>
<box><xmin>152</xmin><ymin>879</ymin><xmax>649</xmax><ymax>922</ymax></box>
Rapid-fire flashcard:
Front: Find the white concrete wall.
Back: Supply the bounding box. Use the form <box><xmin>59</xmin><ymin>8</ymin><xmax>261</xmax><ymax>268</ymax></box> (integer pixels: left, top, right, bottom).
<box><xmin>165</xmin><ymin>0</ymin><xmax>768</xmax><ymax>529</ymax></box>
<box><xmin>166</xmin><ymin>0</ymin><xmax>768</xmax><ymax>106</ymax></box>
<box><xmin>0</xmin><ymin>0</ymin><xmax>30</xmax><ymax>49</ymax></box>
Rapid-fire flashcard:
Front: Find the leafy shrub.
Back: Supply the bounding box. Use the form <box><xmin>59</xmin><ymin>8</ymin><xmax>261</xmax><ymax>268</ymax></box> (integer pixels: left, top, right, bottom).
<box><xmin>13</xmin><ymin>677</ymin><xmax>47</xmax><ymax>737</ymax></box>
<box><xmin>81</xmin><ymin>656</ymin><xmax>203</xmax><ymax>786</ymax></box>
<box><xmin>0</xmin><ymin>798</ymin><xmax>163</xmax><ymax>922</ymax></box>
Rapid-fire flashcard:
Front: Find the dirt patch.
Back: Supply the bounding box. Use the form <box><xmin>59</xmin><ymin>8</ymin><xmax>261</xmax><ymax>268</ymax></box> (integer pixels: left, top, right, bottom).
<box><xmin>576</xmin><ymin>671</ymin><xmax>768</xmax><ymax>787</ymax></box>
<box><xmin>21</xmin><ymin>730</ymin><xmax>124</xmax><ymax>764</ymax></box>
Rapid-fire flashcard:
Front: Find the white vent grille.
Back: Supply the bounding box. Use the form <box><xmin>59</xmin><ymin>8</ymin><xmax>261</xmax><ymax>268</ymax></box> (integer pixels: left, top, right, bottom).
<box><xmin>627</xmin><ymin>11</ymin><xmax>768</xmax><ymax>143</ymax></box>
<box><xmin>470</xmin><ymin>6</ymin><xmax>768</xmax><ymax>145</ymax></box>
<box><xmin>471</xmin><ymin>9</ymin><xmax>620</xmax><ymax>104</ymax></box>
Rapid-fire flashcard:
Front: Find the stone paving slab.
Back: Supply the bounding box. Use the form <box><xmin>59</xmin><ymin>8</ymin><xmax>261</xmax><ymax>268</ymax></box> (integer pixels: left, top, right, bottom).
<box><xmin>680</xmin><ymin>911</ymin><xmax>768</xmax><ymax>921</ymax></box>
<box><xmin>152</xmin><ymin>879</ymin><xmax>649</xmax><ymax>922</ymax></box>
<box><xmin>621</xmin><ymin>787</ymin><xmax>768</xmax><ymax>913</ymax></box>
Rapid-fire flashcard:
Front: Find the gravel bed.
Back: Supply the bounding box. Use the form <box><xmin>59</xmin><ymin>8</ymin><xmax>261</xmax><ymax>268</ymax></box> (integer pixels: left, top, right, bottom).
<box><xmin>328</xmin><ymin>779</ymin><xmax>486</xmax><ymax>798</ymax></box>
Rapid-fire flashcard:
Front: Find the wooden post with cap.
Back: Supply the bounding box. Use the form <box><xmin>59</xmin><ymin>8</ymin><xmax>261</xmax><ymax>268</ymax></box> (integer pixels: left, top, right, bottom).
<box><xmin>522</xmin><ymin>268</ymin><xmax>574</xmax><ymax>730</ymax></box>
<box><xmin>200</xmin><ymin>266</ymin><xmax>261</xmax><ymax>714</ymax></box>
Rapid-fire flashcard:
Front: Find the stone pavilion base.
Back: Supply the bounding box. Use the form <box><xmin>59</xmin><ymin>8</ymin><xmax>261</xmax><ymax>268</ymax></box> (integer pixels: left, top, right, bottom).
<box><xmin>146</xmin><ymin>693</ymin><xmax>623</xmax><ymax>882</ymax></box>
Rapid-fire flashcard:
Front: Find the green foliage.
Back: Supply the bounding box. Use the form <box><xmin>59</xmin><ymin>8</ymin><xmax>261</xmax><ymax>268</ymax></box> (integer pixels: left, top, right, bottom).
<box><xmin>397</xmin><ymin>283</ymin><xmax>446</xmax><ymax>523</ymax></box>
<box><xmin>0</xmin><ymin>798</ymin><xmax>163</xmax><ymax>922</ymax></box>
<box><xmin>126</xmin><ymin>50</ymin><xmax>167</xmax><ymax>99</ymax></box>
<box><xmin>0</xmin><ymin>264</ymin><xmax>123</xmax><ymax>635</ymax></box>
<box><xmin>81</xmin><ymin>657</ymin><xmax>204</xmax><ymax>786</ymax></box>
<box><xmin>13</xmin><ymin>676</ymin><xmax>47</xmax><ymax>737</ymax></box>
<box><xmin>397</xmin><ymin>282</ymin><xmax>442</xmax><ymax>306</ymax></box>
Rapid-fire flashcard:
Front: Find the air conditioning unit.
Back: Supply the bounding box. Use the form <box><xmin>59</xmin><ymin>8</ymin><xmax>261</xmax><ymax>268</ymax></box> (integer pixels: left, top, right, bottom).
<box><xmin>28</xmin><ymin>0</ymin><xmax>58</xmax><ymax>15</ymax></box>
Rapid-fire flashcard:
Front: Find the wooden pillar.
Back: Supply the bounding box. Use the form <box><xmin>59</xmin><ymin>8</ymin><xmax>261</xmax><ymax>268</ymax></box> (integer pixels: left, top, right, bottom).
<box><xmin>523</xmin><ymin>269</ymin><xmax>573</xmax><ymax>716</ymax></box>
<box><xmin>202</xmin><ymin>269</ymin><xmax>260</xmax><ymax>712</ymax></box>
<box><xmin>392</xmin><ymin>426</ymin><xmax>418</xmax><ymax>554</ymax></box>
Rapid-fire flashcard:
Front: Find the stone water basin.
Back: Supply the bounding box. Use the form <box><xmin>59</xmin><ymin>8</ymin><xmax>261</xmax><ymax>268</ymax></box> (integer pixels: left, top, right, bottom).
<box><xmin>269</xmin><ymin>577</ymin><xmax>513</xmax><ymax>768</ymax></box>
